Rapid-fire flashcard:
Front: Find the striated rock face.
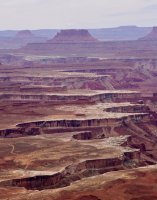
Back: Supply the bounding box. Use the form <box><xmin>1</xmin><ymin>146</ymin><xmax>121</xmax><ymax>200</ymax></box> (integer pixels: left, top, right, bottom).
<box><xmin>139</xmin><ymin>27</ymin><xmax>157</xmax><ymax>41</ymax></box>
<box><xmin>73</xmin><ymin>131</ymin><xmax>106</xmax><ymax>140</ymax></box>
<box><xmin>15</xmin><ymin>30</ymin><xmax>34</xmax><ymax>38</ymax></box>
<box><xmin>0</xmin><ymin>127</ymin><xmax>41</xmax><ymax>138</ymax></box>
<box><xmin>1</xmin><ymin>155</ymin><xmax>139</xmax><ymax>190</ymax></box>
<box><xmin>48</xmin><ymin>29</ymin><xmax>98</xmax><ymax>43</ymax></box>
<box><xmin>16</xmin><ymin>114</ymin><xmax>149</xmax><ymax>129</ymax></box>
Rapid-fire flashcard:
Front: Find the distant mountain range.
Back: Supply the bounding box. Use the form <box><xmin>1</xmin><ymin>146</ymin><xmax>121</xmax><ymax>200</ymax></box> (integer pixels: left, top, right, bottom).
<box><xmin>0</xmin><ymin>26</ymin><xmax>153</xmax><ymax>41</ymax></box>
<box><xmin>89</xmin><ymin>26</ymin><xmax>152</xmax><ymax>41</ymax></box>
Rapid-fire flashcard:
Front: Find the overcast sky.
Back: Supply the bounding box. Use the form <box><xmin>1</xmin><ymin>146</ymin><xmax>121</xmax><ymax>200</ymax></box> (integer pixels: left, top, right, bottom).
<box><xmin>0</xmin><ymin>0</ymin><xmax>157</xmax><ymax>30</ymax></box>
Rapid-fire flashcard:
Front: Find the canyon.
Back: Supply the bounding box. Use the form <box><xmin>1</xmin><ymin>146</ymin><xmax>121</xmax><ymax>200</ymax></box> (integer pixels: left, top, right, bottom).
<box><xmin>1</xmin><ymin>27</ymin><xmax>157</xmax><ymax>200</ymax></box>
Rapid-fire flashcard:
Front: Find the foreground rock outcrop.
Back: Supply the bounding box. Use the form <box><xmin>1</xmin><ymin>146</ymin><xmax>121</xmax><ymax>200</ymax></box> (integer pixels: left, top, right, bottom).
<box><xmin>0</xmin><ymin>153</ymin><xmax>140</xmax><ymax>190</ymax></box>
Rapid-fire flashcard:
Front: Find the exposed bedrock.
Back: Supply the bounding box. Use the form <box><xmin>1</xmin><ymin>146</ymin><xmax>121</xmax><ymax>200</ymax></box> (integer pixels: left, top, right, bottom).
<box><xmin>0</xmin><ymin>75</ymin><xmax>108</xmax><ymax>83</ymax></box>
<box><xmin>105</xmin><ymin>105</ymin><xmax>150</xmax><ymax>113</ymax></box>
<box><xmin>17</xmin><ymin>114</ymin><xmax>150</xmax><ymax>128</ymax></box>
<box><xmin>115</xmin><ymin>121</ymin><xmax>157</xmax><ymax>164</ymax></box>
<box><xmin>72</xmin><ymin>131</ymin><xmax>105</xmax><ymax>140</ymax></box>
<box><xmin>0</xmin><ymin>127</ymin><xmax>41</xmax><ymax>138</ymax></box>
<box><xmin>0</xmin><ymin>126</ymin><xmax>105</xmax><ymax>138</ymax></box>
<box><xmin>0</xmin><ymin>114</ymin><xmax>151</xmax><ymax>139</ymax></box>
<box><xmin>0</xmin><ymin>73</ymin><xmax>115</xmax><ymax>91</ymax></box>
<box><xmin>0</xmin><ymin>114</ymin><xmax>149</xmax><ymax>137</ymax></box>
<box><xmin>0</xmin><ymin>92</ymin><xmax>141</xmax><ymax>103</ymax></box>
<box><xmin>1</xmin><ymin>152</ymin><xmax>140</xmax><ymax>190</ymax></box>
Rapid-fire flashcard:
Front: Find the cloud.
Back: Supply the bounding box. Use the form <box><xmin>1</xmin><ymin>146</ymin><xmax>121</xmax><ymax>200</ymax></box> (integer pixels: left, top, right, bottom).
<box><xmin>0</xmin><ymin>0</ymin><xmax>157</xmax><ymax>29</ymax></box>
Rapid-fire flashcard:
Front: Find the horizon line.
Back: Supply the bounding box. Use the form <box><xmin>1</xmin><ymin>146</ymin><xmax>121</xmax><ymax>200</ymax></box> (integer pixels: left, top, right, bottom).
<box><xmin>0</xmin><ymin>25</ymin><xmax>155</xmax><ymax>31</ymax></box>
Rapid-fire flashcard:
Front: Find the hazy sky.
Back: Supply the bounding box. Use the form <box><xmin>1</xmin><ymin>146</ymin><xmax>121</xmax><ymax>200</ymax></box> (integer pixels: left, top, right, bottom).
<box><xmin>0</xmin><ymin>0</ymin><xmax>157</xmax><ymax>29</ymax></box>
